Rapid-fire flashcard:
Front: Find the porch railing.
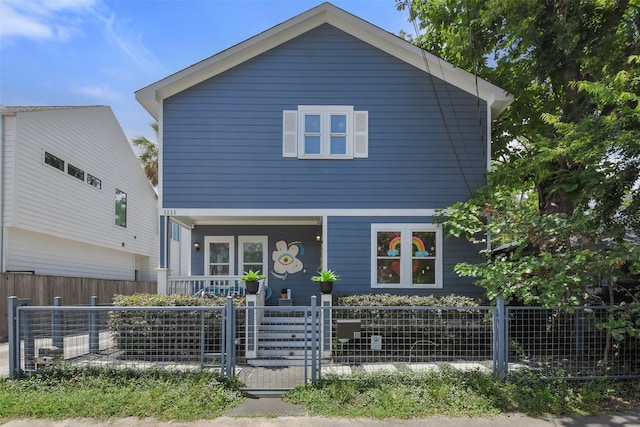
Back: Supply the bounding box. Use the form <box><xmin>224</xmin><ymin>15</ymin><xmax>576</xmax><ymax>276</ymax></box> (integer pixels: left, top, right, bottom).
<box><xmin>168</xmin><ymin>275</ymin><xmax>247</xmax><ymax>297</ymax></box>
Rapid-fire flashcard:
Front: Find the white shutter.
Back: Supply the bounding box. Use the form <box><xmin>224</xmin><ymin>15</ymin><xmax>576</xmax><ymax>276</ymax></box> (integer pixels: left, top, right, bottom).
<box><xmin>354</xmin><ymin>110</ymin><xmax>368</xmax><ymax>158</ymax></box>
<box><xmin>282</xmin><ymin>110</ymin><xmax>298</xmax><ymax>157</ymax></box>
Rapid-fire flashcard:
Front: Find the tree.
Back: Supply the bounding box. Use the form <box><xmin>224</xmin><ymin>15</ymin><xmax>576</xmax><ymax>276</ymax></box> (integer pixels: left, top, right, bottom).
<box><xmin>131</xmin><ymin>122</ymin><xmax>159</xmax><ymax>187</ymax></box>
<box><xmin>396</xmin><ymin>0</ymin><xmax>640</xmax><ymax>328</ymax></box>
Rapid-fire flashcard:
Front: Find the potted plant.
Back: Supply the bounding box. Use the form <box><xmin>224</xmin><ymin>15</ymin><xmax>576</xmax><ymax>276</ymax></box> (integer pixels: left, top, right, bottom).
<box><xmin>311</xmin><ymin>269</ymin><xmax>340</xmax><ymax>294</ymax></box>
<box><xmin>240</xmin><ymin>269</ymin><xmax>265</xmax><ymax>294</ymax></box>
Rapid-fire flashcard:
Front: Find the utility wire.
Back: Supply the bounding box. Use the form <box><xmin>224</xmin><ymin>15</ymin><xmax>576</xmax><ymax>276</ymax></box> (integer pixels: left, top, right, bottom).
<box><xmin>408</xmin><ymin>0</ymin><xmax>486</xmax><ymax>197</ymax></box>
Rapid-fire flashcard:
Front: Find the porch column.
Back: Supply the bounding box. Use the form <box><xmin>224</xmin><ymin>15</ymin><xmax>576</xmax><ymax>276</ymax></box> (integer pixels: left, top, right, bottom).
<box><xmin>157</xmin><ymin>215</ymin><xmax>171</xmax><ymax>295</ymax></box>
<box><xmin>156</xmin><ymin>268</ymin><xmax>169</xmax><ymax>295</ymax></box>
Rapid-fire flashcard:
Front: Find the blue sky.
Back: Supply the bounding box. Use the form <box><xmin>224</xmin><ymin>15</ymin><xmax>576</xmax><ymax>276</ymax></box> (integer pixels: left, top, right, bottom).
<box><xmin>1</xmin><ymin>0</ymin><xmax>413</xmax><ymax>142</ymax></box>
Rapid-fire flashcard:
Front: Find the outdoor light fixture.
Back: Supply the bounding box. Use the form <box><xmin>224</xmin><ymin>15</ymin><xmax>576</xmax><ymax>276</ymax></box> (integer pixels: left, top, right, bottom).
<box><xmin>194</xmin><ymin>241</ymin><xmax>201</xmax><ymax>252</ymax></box>
<box><xmin>316</xmin><ymin>233</ymin><xmax>321</xmax><ymax>242</ymax></box>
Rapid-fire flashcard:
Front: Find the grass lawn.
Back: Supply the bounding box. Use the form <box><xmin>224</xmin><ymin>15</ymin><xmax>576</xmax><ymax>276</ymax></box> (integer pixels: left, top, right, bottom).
<box><xmin>284</xmin><ymin>366</ymin><xmax>640</xmax><ymax>419</ymax></box>
<box><xmin>0</xmin><ymin>367</ymin><xmax>243</xmax><ymax>422</ymax></box>
<box><xmin>1</xmin><ymin>365</ymin><xmax>639</xmax><ymax>422</ymax></box>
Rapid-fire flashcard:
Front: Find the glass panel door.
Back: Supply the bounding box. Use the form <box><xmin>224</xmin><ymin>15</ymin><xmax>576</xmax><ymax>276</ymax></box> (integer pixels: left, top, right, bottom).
<box><xmin>204</xmin><ymin>236</ymin><xmax>235</xmax><ymax>276</ymax></box>
<box><xmin>239</xmin><ymin>236</ymin><xmax>268</xmax><ymax>285</ymax></box>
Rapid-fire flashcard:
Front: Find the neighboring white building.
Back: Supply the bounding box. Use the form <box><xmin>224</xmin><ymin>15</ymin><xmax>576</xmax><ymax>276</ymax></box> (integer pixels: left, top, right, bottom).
<box><xmin>0</xmin><ymin>105</ymin><xmax>159</xmax><ymax>281</ymax></box>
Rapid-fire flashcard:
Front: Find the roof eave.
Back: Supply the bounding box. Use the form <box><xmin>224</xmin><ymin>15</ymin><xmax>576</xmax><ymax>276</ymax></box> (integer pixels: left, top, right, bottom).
<box><xmin>135</xmin><ymin>2</ymin><xmax>513</xmax><ymax>120</ymax></box>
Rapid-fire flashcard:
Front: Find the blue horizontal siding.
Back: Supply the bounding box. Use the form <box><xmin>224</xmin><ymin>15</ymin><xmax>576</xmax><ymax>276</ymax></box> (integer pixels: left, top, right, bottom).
<box><xmin>326</xmin><ymin>216</ymin><xmax>485</xmax><ymax>297</ymax></box>
<box><xmin>163</xmin><ymin>24</ymin><xmax>487</xmax><ymax>209</ymax></box>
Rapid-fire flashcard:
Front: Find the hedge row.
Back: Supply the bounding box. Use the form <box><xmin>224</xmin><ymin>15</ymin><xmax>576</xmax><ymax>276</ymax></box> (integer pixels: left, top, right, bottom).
<box><xmin>109</xmin><ymin>293</ymin><xmax>245</xmax><ymax>361</ymax></box>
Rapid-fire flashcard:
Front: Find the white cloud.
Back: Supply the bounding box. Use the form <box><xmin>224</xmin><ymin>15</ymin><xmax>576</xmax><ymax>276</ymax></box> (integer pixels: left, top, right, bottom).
<box><xmin>0</xmin><ymin>0</ymin><xmax>97</xmax><ymax>43</ymax></box>
<box><xmin>101</xmin><ymin>13</ymin><xmax>166</xmax><ymax>77</ymax></box>
<box><xmin>73</xmin><ymin>83</ymin><xmax>121</xmax><ymax>100</ymax></box>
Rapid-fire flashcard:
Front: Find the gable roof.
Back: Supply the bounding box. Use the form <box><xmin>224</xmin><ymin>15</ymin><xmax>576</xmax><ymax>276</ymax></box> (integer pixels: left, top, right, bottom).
<box><xmin>136</xmin><ymin>2</ymin><xmax>513</xmax><ymax>120</ymax></box>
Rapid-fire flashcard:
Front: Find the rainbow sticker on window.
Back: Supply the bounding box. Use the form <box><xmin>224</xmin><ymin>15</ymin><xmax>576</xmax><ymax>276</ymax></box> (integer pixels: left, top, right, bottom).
<box><xmin>387</xmin><ymin>236</ymin><xmax>429</xmax><ymax>257</ymax></box>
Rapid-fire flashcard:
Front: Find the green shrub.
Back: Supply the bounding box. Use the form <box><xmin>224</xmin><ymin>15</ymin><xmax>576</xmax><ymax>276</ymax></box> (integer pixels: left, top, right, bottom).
<box><xmin>109</xmin><ymin>293</ymin><xmax>245</xmax><ymax>361</ymax></box>
<box><xmin>336</xmin><ymin>293</ymin><xmax>484</xmax><ymax>307</ymax></box>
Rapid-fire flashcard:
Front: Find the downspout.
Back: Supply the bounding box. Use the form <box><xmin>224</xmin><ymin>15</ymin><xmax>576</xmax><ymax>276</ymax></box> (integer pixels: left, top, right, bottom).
<box><xmin>0</xmin><ymin>113</ymin><xmax>5</xmax><ymax>272</ymax></box>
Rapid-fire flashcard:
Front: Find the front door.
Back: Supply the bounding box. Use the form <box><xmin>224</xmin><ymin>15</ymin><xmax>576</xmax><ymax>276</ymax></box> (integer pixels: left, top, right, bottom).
<box><xmin>204</xmin><ymin>235</ymin><xmax>268</xmax><ymax>286</ymax></box>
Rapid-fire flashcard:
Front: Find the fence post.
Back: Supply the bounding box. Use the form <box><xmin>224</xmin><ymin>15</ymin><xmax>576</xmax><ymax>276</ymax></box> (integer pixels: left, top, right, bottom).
<box><xmin>320</xmin><ymin>294</ymin><xmax>332</xmax><ymax>358</ymax></box>
<box><xmin>494</xmin><ymin>296</ymin><xmax>508</xmax><ymax>377</ymax></box>
<box><xmin>89</xmin><ymin>296</ymin><xmax>99</xmax><ymax>354</ymax></box>
<box><xmin>52</xmin><ymin>297</ymin><xmax>63</xmax><ymax>351</ymax></box>
<box><xmin>224</xmin><ymin>296</ymin><xmax>235</xmax><ymax>378</ymax></box>
<box><xmin>245</xmin><ymin>293</ymin><xmax>257</xmax><ymax>359</ymax></box>
<box><xmin>8</xmin><ymin>296</ymin><xmax>31</xmax><ymax>379</ymax></box>
<box><xmin>310</xmin><ymin>295</ymin><xmax>318</xmax><ymax>383</ymax></box>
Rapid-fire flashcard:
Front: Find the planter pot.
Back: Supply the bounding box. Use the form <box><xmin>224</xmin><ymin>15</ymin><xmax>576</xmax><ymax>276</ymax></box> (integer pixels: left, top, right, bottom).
<box><xmin>245</xmin><ymin>280</ymin><xmax>259</xmax><ymax>294</ymax></box>
<box><xmin>319</xmin><ymin>281</ymin><xmax>333</xmax><ymax>294</ymax></box>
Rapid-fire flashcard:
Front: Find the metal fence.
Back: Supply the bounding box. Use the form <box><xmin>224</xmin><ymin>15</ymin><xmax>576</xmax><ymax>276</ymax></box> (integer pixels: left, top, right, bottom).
<box><xmin>8</xmin><ymin>296</ymin><xmax>640</xmax><ymax>390</ymax></box>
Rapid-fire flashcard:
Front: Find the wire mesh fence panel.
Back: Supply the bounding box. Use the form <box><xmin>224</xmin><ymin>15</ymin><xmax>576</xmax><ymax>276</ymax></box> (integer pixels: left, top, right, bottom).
<box><xmin>17</xmin><ymin>306</ymin><xmax>226</xmax><ymax>373</ymax></box>
<box><xmin>507</xmin><ymin>306</ymin><xmax>640</xmax><ymax>378</ymax></box>
<box><xmin>325</xmin><ymin>306</ymin><xmax>495</xmax><ymax>376</ymax></box>
<box><xmin>12</xmin><ymin>301</ymin><xmax>639</xmax><ymax>383</ymax></box>
<box><xmin>234</xmin><ymin>306</ymin><xmax>319</xmax><ymax>391</ymax></box>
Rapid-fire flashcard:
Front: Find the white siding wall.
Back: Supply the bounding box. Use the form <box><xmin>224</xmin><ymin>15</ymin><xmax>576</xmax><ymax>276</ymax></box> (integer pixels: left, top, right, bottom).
<box><xmin>2</xmin><ymin>116</ymin><xmax>16</xmax><ymax>226</ymax></box>
<box><xmin>6</xmin><ymin>227</ymin><xmax>137</xmax><ymax>280</ymax></box>
<box><xmin>169</xmin><ymin>224</ymin><xmax>191</xmax><ymax>276</ymax></box>
<box><xmin>6</xmin><ymin>107</ymin><xmax>158</xmax><ymax>280</ymax></box>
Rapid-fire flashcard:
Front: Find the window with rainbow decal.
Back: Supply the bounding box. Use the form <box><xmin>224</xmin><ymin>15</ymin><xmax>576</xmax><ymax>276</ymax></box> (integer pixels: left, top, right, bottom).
<box><xmin>371</xmin><ymin>224</ymin><xmax>442</xmax><ymax>289</ymax></box>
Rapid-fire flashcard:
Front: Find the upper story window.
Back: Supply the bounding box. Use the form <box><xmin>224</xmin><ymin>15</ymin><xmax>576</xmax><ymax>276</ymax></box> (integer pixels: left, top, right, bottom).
<box><xmin>171</xmin><ymin>222</ymin><xmax>180</xmax><ymax>241</ymax></box>
<box><xmin>67</xmin><ymin>164</ymin><xmax>84</xmax><ymax>181</ymax></box>
<box><xmin>283</xmin><ymin>105</ymin><xmax>368</xmax><ymax>159</ymax></box>
<box><xmin>44</xmin><ymin>152</ymin><xmax>64</xmax><ymax>171</ymax></box>
<box><xmin>371</xmin><ymin>223</ymin><xmax>442</xmax><ymax>289</ymax></box>
<box><xmin>87</xmin><ymin>174</ymin><xmax>102</xmax><ymax>189</ymax></box>
<box><xmin>115</xmin><ymin>189</ymin><xmax>127</xmax><ymax>228</ymax></box>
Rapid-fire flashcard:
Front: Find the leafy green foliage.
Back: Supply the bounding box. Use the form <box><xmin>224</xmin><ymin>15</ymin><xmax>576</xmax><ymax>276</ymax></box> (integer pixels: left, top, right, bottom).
<box><xmin>240</xmin><ymin>268</ymin><xmax>265</xmax><ymax>282</ymax></box>
<box><xmin>130</xmin><ymin>122</ymin><xmax>159</xmax><ymax>187</ymax></box>
<box><xmin>398</xmin><ymin>0</ymin><xmax>640</xmax><ymax>339</ymax></box>
<box><xmin>0</xmin><ymin>367</ymin><xmax>243</xmax><ymax>421</ymax></box>
<box><xmin>311</xmin><ymin>269</ymin><xmax>341</xmax><ymax>282</ymax></box>
<box><xmin>109</xmin><ymin>293</ymin><xmax>245</xmax><ymax>359</ymax></box>
<box><xmin>336</xmin><ymin>293</ymin><xmax>483</xmax><ymax>307</ymax></box>
<box><xmin>284</xmin><ymin>367</ymin><xmax>640</xmax><ymax>418</ymax></box>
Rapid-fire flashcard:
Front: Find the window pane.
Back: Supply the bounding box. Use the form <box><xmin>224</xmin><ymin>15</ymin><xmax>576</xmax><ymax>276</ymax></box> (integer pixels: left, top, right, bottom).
<box><xmin>377</xmin><ymin>259</ymin><xmax>400</xmax><ymax>284</ymax></box>
<box><xmin>243</xmin><ymin>242</ymin><xmax>263</xmax><ymax>263</ymax></box>
<box><xmin>44</xmin><ymin>152</ymin><xmax>64</xmax><ymax>171</ymax></box>
<box><xmin>377</xmin><ymin>231</ymin><xmax>401</xmax><ymax>284</ymax></box>
<box><xmin>209</xmin><ymin>265</ymin><xmax>229</xmax><ymax>275</ymax></box>
<box><xmin>304</xmin><ymin>114</ymin><xmax>321</xmax><ymax>133</ymax></box>
<box><xmin>378</xmin><ymin>232</ymin><xmax>401</xmax><ymax>257</ymax></box>
<box><xmin>209</xmin><ymin>243</ymin><xmax>229</xmax><ymax>263</ymax></box>
<box><xmin>115</xmin><ymin>189</ymin><xmax>127</xmax><ymax>228</ymax></box>
<box><xmin>413</xmin><ymin>231</ymin><xmax>436</xmax><ymax>257</ymax></box>
<box><xmin>413</xmin><ymin>259</ymin><xmax>435</xmax><ymax>284</ymax></box>
<box><xmin>87</xmin><ymin>174</ymin><xmax>102</xmax><ymax>189</ymax></box>
<box><xmin>305</xmin><ymin>136</ymin><xmax>321</xmax><ymax>154</ymax></box>
<box><xmin>330</xmin><ymin>114</ymin><xmax>347</xmax><ymax>133</ymax></box>
<box><xmin>330</xmin><ymin>136</ymin><xmax>346</xmax><ymax>154</ymax></box>
<box><xmin>68</xmin><ymin>164</ymin><xmax>84</xmax><ymax>180</ymax></box>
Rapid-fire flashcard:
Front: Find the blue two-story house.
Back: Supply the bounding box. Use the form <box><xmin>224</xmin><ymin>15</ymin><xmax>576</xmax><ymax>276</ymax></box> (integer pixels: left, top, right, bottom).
<box><xmin>136</xmin><ymin>2</ymin><xmax>512</xmax><ymax>305</ymax></box>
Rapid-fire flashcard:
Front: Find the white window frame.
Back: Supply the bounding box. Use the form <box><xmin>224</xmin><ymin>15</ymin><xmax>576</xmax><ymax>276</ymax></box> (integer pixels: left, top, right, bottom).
<box><xmin>204</xmin><ymin>236</ymin><xmax>235</xmax><ymax>276</ymax></box>
<box><xmin>298</xmin><ymin>105</ymin><xmax>353</xmax><ymax>159</ymax></box>
<box><xmin>283</xmin><ymin>106</ymin><xmax>368</xmax><ymax>159</ymax></box>
<box><xmin>238</xmin><ymin>236</ymin><xmax>268</xmax><ymax>286</ymax></box>
<box><xmin>371</xmin><ymin>223</ymin><xmax>443</xmax><ymax>289</ymax></box>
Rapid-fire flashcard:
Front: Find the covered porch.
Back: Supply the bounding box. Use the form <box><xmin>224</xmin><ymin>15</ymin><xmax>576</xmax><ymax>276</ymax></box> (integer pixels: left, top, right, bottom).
<box><xmin>157</xmin><ymin>212</ymin><xmax>327</xmax><ymax>306</ymax></box>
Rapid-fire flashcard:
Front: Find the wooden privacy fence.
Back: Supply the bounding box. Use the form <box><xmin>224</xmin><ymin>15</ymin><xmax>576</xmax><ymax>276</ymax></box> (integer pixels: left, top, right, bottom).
<box><xmin>1</xmin><ymin>273</ymin><xmax>156</xmax><ymax>342</ymax></box>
